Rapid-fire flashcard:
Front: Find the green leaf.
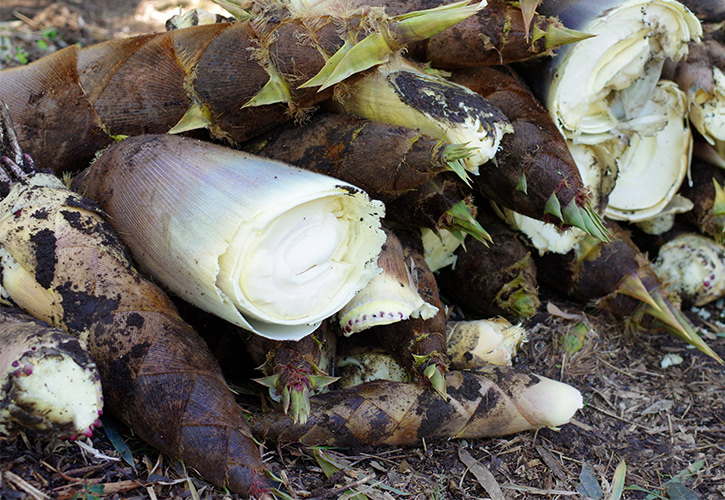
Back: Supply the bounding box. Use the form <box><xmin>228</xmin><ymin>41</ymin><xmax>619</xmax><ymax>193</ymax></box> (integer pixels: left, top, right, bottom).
<box><xmin>606</xmin><ymin>460</ymin><xmax>626</xmax><ymax>500</ymax></box>
<box><xmin>577</xmin><ymin>463</ymin><xmax>603</xmax><ymax>499</ymax></box>
<box><xmin>102</xmin><ymin>416</ymin><xmax>135</xmax><ymax>468</ymax></box>
<box><xmin>665</xmin><ymin>481</ymin><xmax>700</xmax><ymax>500</ymax></box>
<box><xmin>561</xmin><ymin>322</ymin><xmax>588</xmax><ymax>356</ymax></box>
<box><xmin>312</xmin><ymin>448</ymin><xmax>345</xmax><ymax>478</ymax></box>
<box><xmin>375</xmin><ymin>482</ymin><xmax>411</xmax><ymax>495</ymax></box>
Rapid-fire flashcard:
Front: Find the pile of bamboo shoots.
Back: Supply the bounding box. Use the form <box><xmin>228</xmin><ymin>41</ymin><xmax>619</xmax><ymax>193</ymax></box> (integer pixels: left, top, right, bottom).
<box><xmin>0</xmin><ymin>0</ymin><xmax>723</xmax><ymax>496</ymax></box>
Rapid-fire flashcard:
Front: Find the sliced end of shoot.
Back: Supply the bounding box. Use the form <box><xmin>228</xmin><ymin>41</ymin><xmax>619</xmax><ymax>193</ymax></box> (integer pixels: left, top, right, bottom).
<box><xmin>441</xmin><ymin>199</ymin><xmax>492</xmax><ymax>245</ymax></box>
<box><xmin>644</xmin><ymin>290</ymin><xmax>723</xmax><ymax>364</ymax></box>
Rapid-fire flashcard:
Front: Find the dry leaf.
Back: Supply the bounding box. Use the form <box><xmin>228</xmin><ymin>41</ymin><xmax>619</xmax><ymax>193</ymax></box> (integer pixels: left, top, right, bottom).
<box><xmin>458</xmin><ymin>447</ymin><xmax>505</xmax><ymax>500</ymax></box>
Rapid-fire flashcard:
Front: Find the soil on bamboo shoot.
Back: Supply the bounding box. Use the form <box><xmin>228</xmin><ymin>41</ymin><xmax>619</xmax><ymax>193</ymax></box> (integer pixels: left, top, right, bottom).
<box><xmin>0</xmin><ymin>109</ymin><xmax>271</xmax><ymax>497</ymax></box>
<box><xmin>450</xmin><ymin>65</ymin><xmax>601</xmax><ymax>236</ymax></box>
<box><xmin>0</xmin><ymin>308</ymin><xmax>103</xmax><ymax>439</ymax></box>
<box><xmin>242</xmin><ymin>113</ymin><xmax>453</xmax><ymax>204</ymax></box>
<box><xmin>250</xmin><ymin>367</ymin><xmax>582</xmax><ymax>447</ymax></box>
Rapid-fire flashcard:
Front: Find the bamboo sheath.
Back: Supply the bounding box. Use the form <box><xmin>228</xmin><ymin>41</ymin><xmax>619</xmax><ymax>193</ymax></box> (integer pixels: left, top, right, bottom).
<box><xmin>0</xmin><ymin>19</ymin><xmax>340</xmax><ymax>173</ymax></box>
<box><xmin>0</xmin><ymin>120</ymin><xmax>271</xmax><ymax>496</ymax></box>
<box><xmin>0</xmin><ymin>1</ymin><xmax>491</xmax><ymax>174</ymax></box>
<box><xmin>250</xmin><ymin>367</ymin><xmax>583</xmax><ymax>447</ymax></box>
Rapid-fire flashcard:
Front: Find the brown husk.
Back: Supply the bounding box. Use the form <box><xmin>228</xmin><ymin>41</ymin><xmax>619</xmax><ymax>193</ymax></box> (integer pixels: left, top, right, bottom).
<box><xmin>450</xmin><ymin>65</ymin><xmax>592</xmax><ymax>223</ymax></box>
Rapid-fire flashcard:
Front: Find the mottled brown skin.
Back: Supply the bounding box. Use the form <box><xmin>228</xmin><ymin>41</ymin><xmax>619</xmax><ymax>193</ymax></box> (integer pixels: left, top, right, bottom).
<box><xmin>249</xmin><ymin>367</ymin><xmax>558</xmax><ymax>446</ymax></box>
<box><xmin>372</xmin><ymin>229</ymin><xmax>449</xmax><ymax>384</ymax></box>
<box><xmin>450</xmin><ymin>65</ymin><xmax>591</xmax><ymax>222</ymax></box>
<box><xmin>436</xmin><ymin>206</ymin><xmax>540</xmax><ymax>320</ymax></box>
<box><xmin>678</xmin><ymin>159</ymin><xmax>725</xmax><ymax>243</ymax></box>
<box><xmin>376</xmin><ymin>0</ymin><xmax>568</xmax><ymax>68</ymax></box>
<box><xmin>663</xmin><ymin>34</ymin><xmax>725</xmax><ymax>98</ymax></box>
<box><xmin>385</xmin><ymin>172</ymin><xmax>471</xmax><ymax>233</ymax></box>
<box><xmin>0</xmin><ymin>152</ymin><xmax>271</xmax><ymax>496</ymax></box>
<box><xmin>0</xmin><ymin>18</ymin><xmax>343</xmax><ymax>173</ymax></box>
<box><xmin>678</xmin><ymin>0</ymin><xmax>725</xmax><ymax>22</ymax></box>
<box><xmin>242</xmin><ymin>113</ymin><xmax>451</xmax><ymax>204</ymax></box>
<box><xmin>535</xmin><ymin>222</ymin><xmax>670</xmax><ymax>325</ymax></box>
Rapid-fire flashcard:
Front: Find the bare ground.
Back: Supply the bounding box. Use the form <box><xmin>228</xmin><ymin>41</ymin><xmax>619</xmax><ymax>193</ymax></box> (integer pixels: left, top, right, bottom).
<box><xmin>0</xmin><ymin>2</ymin><xmax>724</xmax><ymax>499</ymax></box>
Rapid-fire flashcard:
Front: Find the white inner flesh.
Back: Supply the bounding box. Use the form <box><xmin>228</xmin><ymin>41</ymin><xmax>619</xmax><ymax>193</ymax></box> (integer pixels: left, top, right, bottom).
<box><xmin>337</xmin><ymin>261</ymin><xmax>438</xmax><ymax>336</ymax></box>
<box><xmin>219</xmin><ymin>195</ymin><xmax>383</xmax><ymax>325</ymax></box>
<box><xmin>551</xmin><ymin>0</ymin><xmax>699</xmax><ymax>136</ymax></box>
<box><xmin>548</xmin><ymin>0</ymin><xmax>700</xmax><ymax>223</ymax></box>
<box><xmin>421</xmin><ymin>228</ymin><xmax>462</xmax><ymax>272</ymax></box>
<box><xmin>604</xmin><ymin>82</ymin><xmax>691</xmax><ymax>221</ymax></box>
<box><xmin>509</xmin><ymin>210</ymin><xmax>586</xmax><ymax>255</ymax></box>
<box><xmin>12</xmin><ymin>356</ymin><xmax>101</xmax><ymax>434</ymax></box>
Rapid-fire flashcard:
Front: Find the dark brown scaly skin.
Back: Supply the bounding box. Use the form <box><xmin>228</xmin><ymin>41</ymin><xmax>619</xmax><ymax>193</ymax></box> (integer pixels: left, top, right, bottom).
<box><xmin>372</xmin><ymin>0</ymin><xmax>580</xmax><ymax>68</ymax></box>
<box><xmin>533</xmin><ymin>221</ymin><xmax>722</xmax><ymax>363</ymax></box>
<box><xmin>0</xmin><ymin>18</ymin><xmax>343</xmax><ymax>174</ymax></box>
<box><xmin>536</xmin><ymin>222</ymin><xmax>670</xmax><ymax>319</ymax></box>
<box><xmin>678</xmin><ymin>159</ymin><xmax>725</xmax><ymax>243</ymax></box>
<box><xmin>436</xmin><ymin>205</ymin><xmax>540</xmax><ymax>320</ymax></box>
<box><xmin>385</xmin><ymin>172</ymin><xmax>472</xmax><ymax>234</ymax></box>
<box><xmin>677</xmin><ymin>0</ymin><xmax>725</xmax><ymax>23</ymax></box>
<box><xmin>241</xmin><ymin>113</ymin><xmax>453</xmax><ymax>204</ymax></box>
<box><xmin>0</xmin><ymin>108</ymin><xmax>271</xmax><ymax>498</ymax></box>
<box><xmin>450</xmin><ymin>65</ymin><xmax>595</xmax><ymax>224</ymax></box>
<box><xmin>249</xmin><ymin>367</ymin><xmax>572</xmax><ymax>446</ymax></box>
